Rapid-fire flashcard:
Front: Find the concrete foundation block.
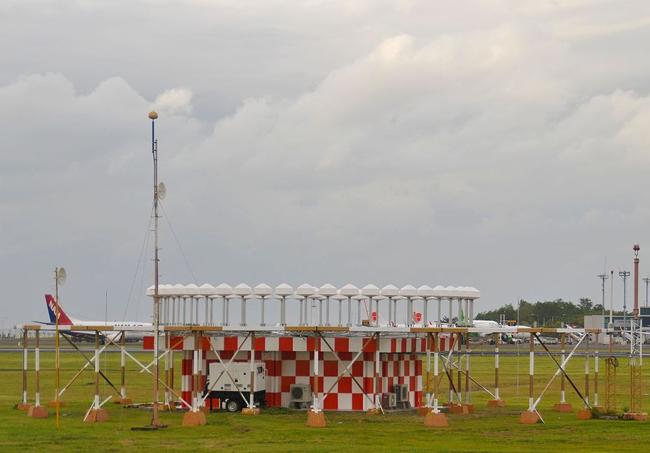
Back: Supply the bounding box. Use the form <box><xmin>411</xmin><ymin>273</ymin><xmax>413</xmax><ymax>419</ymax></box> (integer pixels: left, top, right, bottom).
<box><xmin>576</xmin><ymin>408</ymin><xmax>592</xmax><ymax>420</ymax></box>
<box><xmin>182</xmin><ymin>410</ymin><xmax>207</xmax><ymax>426</ymax></box>
<box><xmin>519</xmin><ymin>410</ymin><xmax>541</xmax><ymax>424</ymax></box>
<box><xmin>623</xmin><ymin>412</ymin><xmax>648</xmax><ymax>421</ymax></box>
<box><xmin>306</xmin><ymin>410</ymin><xmax>327</xmax><ymax>428</ymax></box>
<box><xmin>27</xmin><ymin>405</ymin><xmax>49</xmax><ymax>418</ymax></box>
<box><xmin>553</xmin><ymin>403</ymin><xmax>573</xmax><ymax>413</ymax></box>
<box><xmin>241</xmin><ymin>407</ymin><xmax>260</xmax><ymax>416</ymax></box>
<box><xmin>424</xmin><ymin>411</ymin><xmax>448</xmax><ymax>428</ymax></box>
<box><xmin>84</xmin><ymin>408</ymin><xmax>109</xmax><ymax>423</ymax></box>
<box><xmin>487</xmin><ymin>399</ymin><xmax>506</xmax><ymax>408</ymax></box>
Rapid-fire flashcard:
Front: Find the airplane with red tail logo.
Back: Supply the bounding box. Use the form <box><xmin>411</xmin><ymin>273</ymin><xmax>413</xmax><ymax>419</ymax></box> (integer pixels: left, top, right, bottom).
<box><xmin>43</xmin><ymin>294</ymin><xmax>151</xmax><ymax>342</ymax></box>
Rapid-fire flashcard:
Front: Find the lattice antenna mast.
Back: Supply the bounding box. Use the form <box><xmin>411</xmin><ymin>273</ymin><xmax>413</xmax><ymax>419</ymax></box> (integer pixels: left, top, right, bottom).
<box><xmin>597</xmin><ymin>273</ymin><xmax>608</xmax><ymax>318</ymax></box>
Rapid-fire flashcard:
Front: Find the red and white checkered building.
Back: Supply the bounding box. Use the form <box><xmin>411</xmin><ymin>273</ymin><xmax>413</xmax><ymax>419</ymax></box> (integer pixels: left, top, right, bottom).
<box><xmin>151</xmin><ymin>334</ymin><xmax>454</xmax><ymax>411</ymax></box>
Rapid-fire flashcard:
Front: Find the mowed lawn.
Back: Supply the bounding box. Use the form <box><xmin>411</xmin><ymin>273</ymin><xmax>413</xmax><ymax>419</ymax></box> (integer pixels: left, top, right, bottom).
<box><xmin>1</xmin><ymin>346</ymin><xmax>649</xmax><ymax>452</ymax></box>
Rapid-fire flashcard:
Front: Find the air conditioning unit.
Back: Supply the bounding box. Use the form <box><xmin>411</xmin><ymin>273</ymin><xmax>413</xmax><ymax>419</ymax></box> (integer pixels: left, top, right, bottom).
<box><xmin>289</xmin><ymin>384</ymin><xmax>312</xmax><ymax>408</ymax></box>
<box><xmin>381</xmin><ymin>392</ymin><xmax>397</xmax><ymax>409</ymax></box>
<box><xmin>393</xmin><ymin>384</ymin><xmax>409</xmax><ymax>403</ymax></box>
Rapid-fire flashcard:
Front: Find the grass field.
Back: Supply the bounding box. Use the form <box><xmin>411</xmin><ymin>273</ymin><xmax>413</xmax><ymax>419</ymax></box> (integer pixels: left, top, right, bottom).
<box><xmin>1</xmin><ymin>345</ymin><xmax>649</xmax><ymax>452</ymax></box>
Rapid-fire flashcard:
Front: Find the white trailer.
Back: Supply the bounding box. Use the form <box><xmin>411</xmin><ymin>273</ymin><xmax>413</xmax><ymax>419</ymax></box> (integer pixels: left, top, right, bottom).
<box><xmin>204</xmin><ymin>361</ymin><xmax>266</xmax><ymax>412</ymax></box>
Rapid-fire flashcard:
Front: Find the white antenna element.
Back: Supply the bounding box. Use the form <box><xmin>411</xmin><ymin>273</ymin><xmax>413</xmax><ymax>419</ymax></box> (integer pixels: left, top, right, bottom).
<box><xmin>157</xmin><ymin>182</ymin><xmax>166</xmax><ymax>200</ymax></box>
<box><xmin>56</xmin><ymin>267</ymin><xmax>67</xmax><ymax>286</ymax></box>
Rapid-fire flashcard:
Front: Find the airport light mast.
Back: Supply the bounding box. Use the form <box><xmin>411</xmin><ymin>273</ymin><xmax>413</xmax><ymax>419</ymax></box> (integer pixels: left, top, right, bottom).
<box><xmin>626</xmin><ymin>244</ymin><xmax>644</xmax><ymax>418</ymax></box>
<box><xmin>149</xmin><ymin>110</ymin><xmax>163</xmax><ymax>428</ymax></box>
<box><xmin>633</xmin><ymin>245</ymin><xmax>640</xmax><ymax>319</ymax></box>
<box><xmin>619</xmin><ymin>270</ymin><xmax>630</xmax><ymax>332</ymax></box>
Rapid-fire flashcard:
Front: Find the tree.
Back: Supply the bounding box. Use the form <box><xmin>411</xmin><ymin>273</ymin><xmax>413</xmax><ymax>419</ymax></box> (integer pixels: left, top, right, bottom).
<box><xmin>475</xmin><ymin>297</ymin><xmax>602</xmax><ymax>327</ymax></box>
<box><xmin>578</xmin><ymin>298</ymin><xmax>593</xmax><ymax>312</ymax></box>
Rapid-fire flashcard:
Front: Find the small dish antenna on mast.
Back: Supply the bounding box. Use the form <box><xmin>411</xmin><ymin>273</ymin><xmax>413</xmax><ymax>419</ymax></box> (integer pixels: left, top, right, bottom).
<box><xmin>157</xmin><ymin>182</ymin><xmax>166</xmax><ymax>200</ymax></box>
<box><xmin>53</xmin><ymin>265</ymin><xmax>66</xmax><ymax>429</ymax></box>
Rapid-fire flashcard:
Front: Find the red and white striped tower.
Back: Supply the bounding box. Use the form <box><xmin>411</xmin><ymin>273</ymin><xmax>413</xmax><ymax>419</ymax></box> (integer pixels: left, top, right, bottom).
<box><xmin>624</xmin><ymin>244</ymin><xmax>646</xmax><ymax>420</ymax></box>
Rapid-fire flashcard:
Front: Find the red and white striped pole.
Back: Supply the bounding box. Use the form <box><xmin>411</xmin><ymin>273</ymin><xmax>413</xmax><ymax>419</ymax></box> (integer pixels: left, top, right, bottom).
<box><xmin>433</xmin><ymin>333</ymin><xmax>439</xmax><ymax>412</ymax></box>
<box><xmin>425</xmin><ymin>334</ymin><xmax>431</xmax><ymax>408</ymax></box>
<box><xmin>27</xmin><ymin>329</ymin><xmax>48</xmax><ymax>418</ymax></box>
<box><xmin>192</xmin><ymin>333</ymin><xmax>198</xmax><ymax>412</ymax></box>
<box><xmin>553</xmin><ymin>334</ymin><xmax>572</xmax><ymax>412</ymax></box>
<box><xmin>488</xmin><ymin>332</ymin><xmax>505</xmax><ymax>407</ymax></box>
<box><xmin>528</xmin><ymin>333</ymin><xmax>534</xmax><ymax>411</ymax></box>
<box><xmin>164</xmin><ymin>333</ymin><xmax>170</xmax><ymax>408</ymax></box>
<box><xmin>19</xmin><ymin>329</ymin><xmax>29</xmax><ymax>410</ymax></box>
<box><xmin>494</xmin><ymin>333</ymin><xmax>500</xmax><ymax>401</ymax></box>
<box><xmin>519</xmin><ymin>331</ymin><xmax>539</xmax><ymax>423</ymax></box>
<box><xmin>34</xmin><ymin>330</ymin><xmax>40</xmax><ymax>409</ymax></box>
<box><xmin>577</xmin><ymin>333</ymin><xmax>593</xmax><ymax>419</ymax></box>
<box><xmin>594</xmin><ymin>344</ymin><xmax>600</xmax><ymax>408</ymax></box>
<box><xmin>374</xmin><ymin>333</ymin><xmax>380</xmax><ymax>411</ymax></box>
<box><xmin>94</xmin><ymin>331</ymin><xmax>100</xmax><ymax>410</ymax></box>
<box><xmin>307</xmin><ymin>336</ymin><xmax>326</xmax><ymax>427</ymax></box>
<box><xmin>182</xmin><ymin>331</ymin><xmax>206</xmax><ymax>426</ymax></box>
<box><xmin>424</xmin><ymin>332</ymin><xmax>448</xmax><ymax>427</ymax></box>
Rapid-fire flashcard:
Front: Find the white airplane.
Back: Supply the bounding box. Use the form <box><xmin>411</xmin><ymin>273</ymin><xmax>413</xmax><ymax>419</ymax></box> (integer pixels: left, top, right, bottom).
<box><xmin>471</xmin><ymin>320</ymin><xmax>534</xmax><ymax>342</ymax></box>
<box><xmin>505</xmin><ymin>325</ymin><xmax>532</xmax><ymax>342</ymax></box>
<box><xmin>42</xmin><ymin>294</ymin><xmax>151</xmax><ymax>342</ymax></box>
<box><xmin>473</xmin><ymin>320</ymin><xmax>500</xmax><ymax>329</ymax></box>
<box><xmin>471</xmin><ymin>320</ymin><xmax>503</xmax><ymax>337</ymax></box>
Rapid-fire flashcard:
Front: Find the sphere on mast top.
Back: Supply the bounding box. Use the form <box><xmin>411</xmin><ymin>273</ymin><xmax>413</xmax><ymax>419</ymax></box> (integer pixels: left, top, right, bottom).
<box><xmin>148</xmin><ymin>111</ymin><xmax>158</xmax><ymax>120</ymax></box>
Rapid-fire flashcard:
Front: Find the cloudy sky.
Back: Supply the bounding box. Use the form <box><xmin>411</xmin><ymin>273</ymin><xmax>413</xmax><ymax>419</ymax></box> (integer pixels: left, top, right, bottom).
<box><xmin>2</xmin><ymin>0</ymin><xmax>650</xmax><ymax>327</ymax></box>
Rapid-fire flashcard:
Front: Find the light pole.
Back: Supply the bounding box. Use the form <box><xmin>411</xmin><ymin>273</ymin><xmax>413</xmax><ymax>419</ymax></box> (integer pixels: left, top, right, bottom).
<box><xmin>597</xmin><ymin>273</ymin><xmax>608</xmax><ymax>318</ymax></box>
<box><xmin>619</xmin><ymin>270</ymin><xmax>630</xmax><ymax>333</ymax></box>
<box><xmin>148</xmin><ymin>110</ymin><xmax>164</xmax><ymax>429</ymax></box>
<box><xmin>643</xmin><ymin>277</ymin><xmax>650</xmax><ymax>308</ymax></box>
<box><xmin>609</xmin><ymin>270</ymin><xmax>614</xmax><ymax>330</ymax></box>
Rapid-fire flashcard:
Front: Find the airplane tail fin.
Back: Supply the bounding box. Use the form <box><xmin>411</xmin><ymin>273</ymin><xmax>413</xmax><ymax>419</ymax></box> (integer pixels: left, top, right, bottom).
<box><xmin>45</xmin><ymin>294</ymin><xmax>73</xmax><ymax>325</ymax></box>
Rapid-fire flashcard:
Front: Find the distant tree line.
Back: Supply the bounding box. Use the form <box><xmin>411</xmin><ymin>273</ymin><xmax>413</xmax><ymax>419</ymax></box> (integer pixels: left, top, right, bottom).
<box><xmin>475</xmin><ymin>298</ymin><xmax>624</xmax><ymax>327</ymax></box>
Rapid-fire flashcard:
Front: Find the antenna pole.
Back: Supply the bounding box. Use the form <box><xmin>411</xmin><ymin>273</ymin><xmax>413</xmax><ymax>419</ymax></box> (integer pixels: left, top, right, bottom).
<box><xmin>149</xmin><ymin>111</ymin><xmax>161</xmax><ymax>427</ymax></box>
<box><xmin>597</xmin><ymin>273</ymin><xmax>608</xmax><ymax>319</ymax></box>
<box><xmin>54</xmin><ymin>267</ymin><xmax>60</xmax><ymax>429</ymax></box>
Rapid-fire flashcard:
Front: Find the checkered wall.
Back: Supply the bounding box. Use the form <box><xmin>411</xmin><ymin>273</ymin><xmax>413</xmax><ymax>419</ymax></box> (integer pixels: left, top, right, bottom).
<box><xmin>148</xmin><ymin>334</ymin><xmax>450</xmax><ymax>411</ymax></box>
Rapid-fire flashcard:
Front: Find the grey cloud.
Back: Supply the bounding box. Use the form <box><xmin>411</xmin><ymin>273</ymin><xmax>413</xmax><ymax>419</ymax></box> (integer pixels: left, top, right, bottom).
<box><xmin>2</xmin><ymin>1</ymin><xmax>650</xmax><ymax>326</ymax></box>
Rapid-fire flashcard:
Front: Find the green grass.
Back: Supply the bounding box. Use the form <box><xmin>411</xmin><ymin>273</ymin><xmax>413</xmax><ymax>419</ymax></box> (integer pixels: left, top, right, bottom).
<box><xmin>0</xmin><ymin>347</ymin><xmax>649</xmax><ymax>452</ymax></box>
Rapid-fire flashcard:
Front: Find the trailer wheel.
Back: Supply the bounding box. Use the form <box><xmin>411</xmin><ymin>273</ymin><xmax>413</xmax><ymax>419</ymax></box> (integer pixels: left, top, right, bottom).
<box><xmin>225</xmin><ymin>398</ymin><xmax>241</xmax><ymax>413</ymax></box>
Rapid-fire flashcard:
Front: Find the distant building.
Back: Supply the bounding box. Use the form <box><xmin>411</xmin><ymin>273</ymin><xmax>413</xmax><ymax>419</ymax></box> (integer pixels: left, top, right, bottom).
<box><xmin>584</xmin><ymin>307</ymin><xmax>650</xmax><ymax>344</ymax></box>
